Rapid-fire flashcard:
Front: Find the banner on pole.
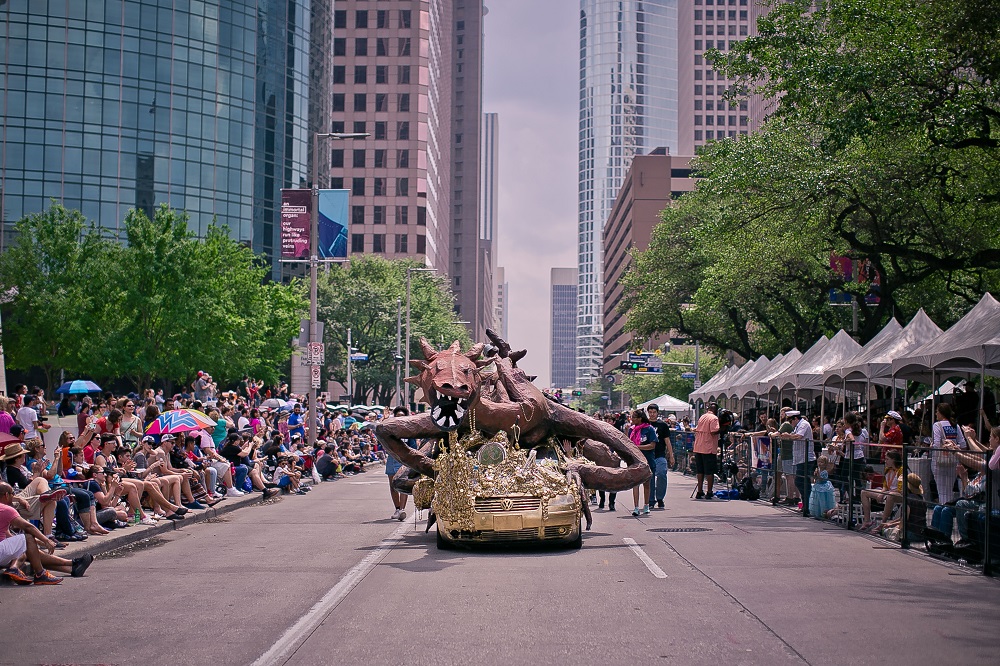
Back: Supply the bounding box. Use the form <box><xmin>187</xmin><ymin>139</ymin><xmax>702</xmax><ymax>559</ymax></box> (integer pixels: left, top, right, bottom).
<box><xmin>280</xmin><ymin>189</ymin><xmax>311</xmax><ymax>259</ymax></box>
<box><xmin>318</xmin><ymin>189</ymin><xmax>350</xmax><ymax>259</ymax></box>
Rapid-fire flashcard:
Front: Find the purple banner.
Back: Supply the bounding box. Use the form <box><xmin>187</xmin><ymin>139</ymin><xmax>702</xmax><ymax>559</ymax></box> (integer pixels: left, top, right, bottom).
<box><xmin>281</xmin><ymin>189</ymin><xmax>311</xmax><ymax>259</ymax></box>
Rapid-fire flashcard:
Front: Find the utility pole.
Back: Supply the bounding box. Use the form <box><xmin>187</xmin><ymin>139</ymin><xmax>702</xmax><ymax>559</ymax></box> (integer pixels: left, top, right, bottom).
<box><xmin>346</xmin><ymin>327</ymin><xmax>352</xmax><ymax>406</ymax></box>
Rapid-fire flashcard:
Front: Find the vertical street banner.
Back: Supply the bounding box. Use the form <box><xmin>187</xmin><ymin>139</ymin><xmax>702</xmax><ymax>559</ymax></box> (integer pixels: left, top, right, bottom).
<box><xmin>280</xmin><ymin>188</ymin><xmax>311</xmax><ymax>259</ymax></box>
<box><xmin>829</xmin><ymin>253</ymin><xmax>853</xmax><ymax>304</ymax></box>
<box><xmin>318</xmin><ymin>189</ymin><xmax>350</xmax><ymax>259</ymax></box>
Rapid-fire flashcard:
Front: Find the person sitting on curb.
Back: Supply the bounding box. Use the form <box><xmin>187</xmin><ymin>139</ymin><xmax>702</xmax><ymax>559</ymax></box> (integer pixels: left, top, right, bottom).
<box><xmin>859</xmin><ymin>449</ymin><xmax>903</xmax><ymax>532</ymax></box>
<box><xmin>0</xmin><ymin>482</ymin><xmax>93</xmax><ymax>584</ymax></box>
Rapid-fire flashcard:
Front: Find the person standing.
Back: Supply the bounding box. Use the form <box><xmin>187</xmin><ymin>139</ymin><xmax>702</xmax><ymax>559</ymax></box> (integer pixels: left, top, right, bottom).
<box><xmin>628</xmin><ymin>410</ymin><xmax>657</xmax><ymax>516</ymax></box>
<box><xmin>780</xmin><ymin>410</ymin><xmax>815</xmax><ymax>517</ymax></box>
<box><xmin>645</xmin><ymin>404</ymin><xmax>676</xmax><ymax>509</ymax></box>
<box><xmin>385</xmin><ymin>407</ymin><xmax>417</xmax><ymax>521</ymax></box>
<box><xmin>693</xmin><ymin>403</ymin><xmax>721</xmax><ymax>499</ymax></box>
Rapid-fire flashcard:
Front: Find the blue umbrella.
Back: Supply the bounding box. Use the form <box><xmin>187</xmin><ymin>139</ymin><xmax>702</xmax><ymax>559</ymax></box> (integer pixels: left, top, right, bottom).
<box><xmin>54</xmin><ymin>380</ymin><xmax>102</xmax><ymax>394</ymax></box>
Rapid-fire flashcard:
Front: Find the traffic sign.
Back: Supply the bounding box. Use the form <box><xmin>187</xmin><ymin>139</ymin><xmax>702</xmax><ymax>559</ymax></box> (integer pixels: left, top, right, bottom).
<box><xmin>350</xmin><ymin>353</ymin><xmax>369</xmax><ymax>362</ymax></box>
<box><xmin>681</xmin><ymin>372</ymin><xmax>696</xmax><ymax>379</ymax></box>
<box><xmin>310</xmin><ymin>365</ymin><xmax>321</xmax><ymax>388</ymax></box>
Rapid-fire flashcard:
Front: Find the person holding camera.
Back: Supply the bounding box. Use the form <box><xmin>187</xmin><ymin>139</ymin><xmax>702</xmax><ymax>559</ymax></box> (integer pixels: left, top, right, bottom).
<box><xmin>693</xmin><ymin>403</ymin><xmax>721</xmax><ymax>499</ymax></box>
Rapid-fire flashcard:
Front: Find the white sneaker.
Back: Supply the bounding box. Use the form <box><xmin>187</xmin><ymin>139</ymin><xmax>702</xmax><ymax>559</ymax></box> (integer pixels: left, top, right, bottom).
<box><xmin>226</xmin><ymin>488</ymin><xmax>245</xmax><ymax>498</ymax></box>
<box><xmin>397</xmin><ymin>510</ymin><xmax>406</xmax><ymax>522</ymax></box>
<box><xmin>140</xmin><ymin>516</ymin><xmax>157</xmax><ymax>526</ymax></box>
<box><xmin>391</xmin><ymin>509</ymin><xmax>401</xmax><ymax>520</ymax></box>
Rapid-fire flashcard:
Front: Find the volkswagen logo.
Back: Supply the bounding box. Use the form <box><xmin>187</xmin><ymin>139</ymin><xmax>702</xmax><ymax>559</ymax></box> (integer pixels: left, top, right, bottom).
<box><xmin>500</xmin><ymin>498</ymin><xmax>514</xmax><ymax>512</ymax></box>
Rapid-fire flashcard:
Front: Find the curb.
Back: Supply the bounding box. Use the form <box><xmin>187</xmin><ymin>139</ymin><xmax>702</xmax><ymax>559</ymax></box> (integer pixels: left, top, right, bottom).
<box><xmin>60</xmin><ymin>492</ymin><xmax>269</xmax><ymax>560</ymax></box>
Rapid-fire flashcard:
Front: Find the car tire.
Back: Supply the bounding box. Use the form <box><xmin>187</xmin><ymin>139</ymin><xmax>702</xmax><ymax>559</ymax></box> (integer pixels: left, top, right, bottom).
<box><xmin>566</xmin><ymin>522</ymin><xmax>583</xmax><ymax>550</ymax></box>
<box><xmin>436</xmin><ymin>526</ymin><xmax>456</xmax><ymax>550</ymax></box>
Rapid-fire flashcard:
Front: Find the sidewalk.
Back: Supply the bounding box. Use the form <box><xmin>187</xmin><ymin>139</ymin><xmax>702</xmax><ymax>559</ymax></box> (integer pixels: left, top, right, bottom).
<box><xmin>57</xmin><ymin>491</ymin><xmax>268</xmax><ymax>560</ymax></box>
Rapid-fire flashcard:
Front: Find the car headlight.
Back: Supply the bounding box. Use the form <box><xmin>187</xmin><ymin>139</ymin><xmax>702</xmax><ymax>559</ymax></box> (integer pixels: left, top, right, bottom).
<box><xmin>548</xmin><ymin>493</ymin><xmax>576</xmax><ymax>508</ymax></box>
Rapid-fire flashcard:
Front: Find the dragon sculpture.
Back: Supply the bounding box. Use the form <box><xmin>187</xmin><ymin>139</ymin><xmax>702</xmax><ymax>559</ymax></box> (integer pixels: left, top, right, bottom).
<box><xmin>375</xmin><ymin>330</ymin><xmax>650</xmax><ymax>533</ymax></box>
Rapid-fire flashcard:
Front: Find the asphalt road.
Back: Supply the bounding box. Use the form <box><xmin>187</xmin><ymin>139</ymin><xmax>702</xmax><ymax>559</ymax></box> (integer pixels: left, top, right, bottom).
<box><xmin>2</xmin><ymin>470</ymin><xmax>998</xmax><ymax>666</ymax></box>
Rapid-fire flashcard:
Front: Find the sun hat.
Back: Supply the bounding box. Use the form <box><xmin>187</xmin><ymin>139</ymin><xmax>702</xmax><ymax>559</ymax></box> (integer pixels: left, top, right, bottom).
<box><xmin>0</xmin><ymin>443</ymin><xmax>25</xmax><ymax>461</ymax></box>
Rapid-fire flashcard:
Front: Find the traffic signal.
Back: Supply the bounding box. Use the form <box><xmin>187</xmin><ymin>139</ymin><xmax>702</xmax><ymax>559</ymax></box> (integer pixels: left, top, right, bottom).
<box><xmin>629</xmin><ymin>361</ymin><xmax>641</xmax><ymax>371</ymax></box>
<box><xmin>572</xmin><ymin>390</ymin><xmax>583</xmax><ymax>397</ymax></box>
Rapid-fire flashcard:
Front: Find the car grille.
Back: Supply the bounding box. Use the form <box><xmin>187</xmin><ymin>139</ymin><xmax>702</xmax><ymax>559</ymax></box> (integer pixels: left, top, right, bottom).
<box><xmin>474</xmin><ymin>496</ymin><xmax>541</xmax><ymax>512</ymax></box>
<box><xmin>479</xmin><ymin>528</ymin><xmax>540</xmax><ymax>541</ymax></box>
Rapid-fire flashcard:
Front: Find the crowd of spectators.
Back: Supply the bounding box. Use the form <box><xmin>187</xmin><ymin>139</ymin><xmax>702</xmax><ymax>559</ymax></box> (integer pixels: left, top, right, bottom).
<box><xmin>0</xmin><ymin>378</ymin><xmax>385</xmax><ymax>585</ymax></box>
<box><xmin>595</xmin><ymin>391</ymin><xmax>999</xmax><ymax>566</ymax></box>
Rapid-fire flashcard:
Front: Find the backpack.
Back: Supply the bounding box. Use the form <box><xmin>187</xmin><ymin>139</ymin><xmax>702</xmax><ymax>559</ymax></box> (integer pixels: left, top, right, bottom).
<box><xmin>739</xmin><ymin>475</ymin><xmax>759</xmax><ymax>501</ymax></box>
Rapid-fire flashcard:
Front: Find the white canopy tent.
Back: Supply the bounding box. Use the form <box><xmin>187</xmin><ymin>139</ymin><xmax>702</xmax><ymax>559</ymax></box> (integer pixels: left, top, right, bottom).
<box><xmin>746</xmin><ymin>348</ymin><xmax>802</xmax><ymax>399</ymax></box>
<box><xmin>715</xmin><ymin>358</ymin><xmax>760</xmax><ymax>400</ymax></box>
<box><xmin>769</xmin><ymin>330</ymin><xmax>862</xmax><ymax>396</ymax></box>
<box><xmin>728</xmin><ymin>354</ymin><xmax>775</xmax><ymax>399</ymax></box>
<box><xmin>762</xmin><ymin>335</ymin><xmax>830</xmax><ymax>395</ymax></box>
<box><xmin>892</xmin><ymin>293</ymin><xmax>1000</xmax><ymax>380</ymax></box>
<box><xmin>637</xmin><ymin>393</ymin><xmax>694</xmax><ymax>419</ymax></box>
<box><xmin>689</xmin><ymin>364</ymin><xmax>740</xmax><ymax>403</ymax></box>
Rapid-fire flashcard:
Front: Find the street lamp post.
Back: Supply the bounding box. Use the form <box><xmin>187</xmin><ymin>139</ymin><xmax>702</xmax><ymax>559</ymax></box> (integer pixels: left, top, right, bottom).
<box><xmin>404</xmin><ymin>266</ymin><xmax>436</xmax><ymax>408</ymax></box>
<box><xmin>395</xmin><ymin>297</ymin><xmax>402</xmax><ymax>408</ymax></box>
<box><xmin>346</xmin><ymin>327</ymin><xmax>352</xmax><ymax>405</ymax></box>
<box><xmin>308</xmin><ymin>132</ymin><xmax>368</xmax><ymax>447</ymax></box>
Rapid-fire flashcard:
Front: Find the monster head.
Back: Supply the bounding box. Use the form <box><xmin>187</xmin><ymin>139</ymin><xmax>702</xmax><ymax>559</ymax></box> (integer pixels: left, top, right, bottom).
<box><xmin>405</xmin><ymin>339</ymin><xmax>487</xmax><ymax>431</ymax></box>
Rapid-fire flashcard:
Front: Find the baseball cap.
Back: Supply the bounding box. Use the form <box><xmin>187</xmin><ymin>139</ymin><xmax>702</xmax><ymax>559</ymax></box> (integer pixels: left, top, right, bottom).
<box><xmin>786</xmin><ymin>410</ymin><xmax>801</xmax><ymax>417</ymax></box>
<box><xmin>886</xmin><ymin>410</ymin><xmax>902</xmax><ymax>421</ymax></box>
<box><xmin>160</xmin><ymin>434</ymin><xmax>176</xmax><ymax>442</ymax></box>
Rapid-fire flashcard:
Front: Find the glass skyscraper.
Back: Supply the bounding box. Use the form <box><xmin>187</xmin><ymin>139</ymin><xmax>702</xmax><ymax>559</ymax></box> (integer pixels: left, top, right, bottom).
<box><xmin>577</xmin><ymin>0</ymin><xmax>678</xmax><ymax>386</ymax></box>
<box><xmin>0</xmin><ymin>0</ymin><xmax>318</xmax><ymax>276</ymax></box>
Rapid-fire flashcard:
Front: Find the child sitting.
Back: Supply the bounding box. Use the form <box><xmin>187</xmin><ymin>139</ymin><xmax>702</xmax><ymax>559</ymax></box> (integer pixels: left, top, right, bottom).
<box><xmin>272</xmin><ymin>455</ymin><xmax>306</xmax><ymax>495</ymax></box>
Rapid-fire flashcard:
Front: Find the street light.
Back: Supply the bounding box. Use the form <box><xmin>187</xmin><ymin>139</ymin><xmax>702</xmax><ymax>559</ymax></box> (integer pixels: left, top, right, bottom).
<box><xmin>308</xmin><ymin>132</ymin><xmax>368</xmax><ymax>447</ymax></box>
<box><xmin>404</xmin><ymin>266</ymin><xmax>437</xmax><ymax>408</ymax></box>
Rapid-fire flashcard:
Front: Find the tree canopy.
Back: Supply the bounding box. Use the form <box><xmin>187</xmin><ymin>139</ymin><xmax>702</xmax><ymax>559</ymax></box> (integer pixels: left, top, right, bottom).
<box><xmin>621</xmin><ymin>0</ymin><xmax>1000</xmax><ymax>360</ymax></box>
<box><xmin>0</xmin><ymin>203</ymin><xmax>305</xmax><ymax>392</ymax></box>
<box><xmin>317</xmin><ymin>256</ymin><xmax>469</xmax><ymax>405</ymax></box>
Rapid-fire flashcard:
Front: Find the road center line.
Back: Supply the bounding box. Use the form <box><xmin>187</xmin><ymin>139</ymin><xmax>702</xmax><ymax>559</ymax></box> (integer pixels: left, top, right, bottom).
<box><xmin>623</xmin><ymin>537</ymin><xmax>668</xmax><ymax>579</ymax></box>
<box><xmin>252</xmin><ymin>520</ymin><xmax>413</xmax><ymax>666</ymax></box>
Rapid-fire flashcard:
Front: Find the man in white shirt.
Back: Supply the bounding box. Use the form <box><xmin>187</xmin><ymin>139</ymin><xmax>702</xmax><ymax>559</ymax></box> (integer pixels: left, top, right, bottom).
<box><xmin>780</xmin><ymin>410</ymin><xmax>816</xmax><ymax>517</ymax></box>
<box><xmin>15</xmin><ymin>395</ymin><xmax>46</xmax><ymax>443</ymax></box>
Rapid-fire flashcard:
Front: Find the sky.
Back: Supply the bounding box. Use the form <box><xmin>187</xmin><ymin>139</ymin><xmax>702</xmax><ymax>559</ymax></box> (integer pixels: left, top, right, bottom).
<box><xmin>482</xmin><ymin>0</ymin><xmax>579</xmax><ymax>388</ymax></box>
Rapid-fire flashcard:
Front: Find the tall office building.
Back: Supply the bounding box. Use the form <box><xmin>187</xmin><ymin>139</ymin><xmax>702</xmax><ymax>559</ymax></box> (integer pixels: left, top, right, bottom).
<box><xmin>602</xmin><ymin>149</ymin><xmax>695</xmax><ymax>373</ymax></box>
<box><xmin>577</xmin><ymin>0</ymin><xmax>679</xmax><ymax>387</ymax></box>
<box><xmin>677</xmin><ymin>0</ymin><xmax>767</xmax><ymax>154</ymax></box>
<box><xmin>460</xmin><ymin>110</ymin><xmax>499</xmax><ymax>341</ymax></box>
<box><xmin>1</xmin><ymin>0</ymin><xmax>322</xmax><ymax>276</ymax></box>
<box><xmin>329</xmin><ymin>0</ymin><xmax>486</xmax><ymax>295</ymax></box>
<box><xmin>494</xmin><ymin>266</ymin><xmax>508</xmax><ymax>340</ymax></box>
<box><xmin>551</xmin><ymin>267</ymin><xmax>579</xmax><ymax>390</ymax></box>
<box><xmin>330</xmin><ymin>1</ymin><xmax>451</xmax><ymax>269</ymax></box>
<box><xmin>451</xmin><ymin>11</ymin><xmax>490</xmax><ymax>342</ymax></box>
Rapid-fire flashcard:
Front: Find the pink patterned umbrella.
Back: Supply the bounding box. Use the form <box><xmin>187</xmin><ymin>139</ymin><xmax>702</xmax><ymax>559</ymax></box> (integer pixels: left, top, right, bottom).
<box><xmin>145</xmin><ymin>409</ymin><xmax>217</xmax><ymax>435</ymax></box>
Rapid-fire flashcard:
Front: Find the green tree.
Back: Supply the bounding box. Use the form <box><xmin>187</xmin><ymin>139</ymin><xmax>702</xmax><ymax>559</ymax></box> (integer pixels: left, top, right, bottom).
<box><xmin>0</xmin><ymin>204</ymin><xmax>116</xmax><ymax>393</ymax></box>
<box><xmin>317</xmin><ymin>257</ymin><xmax>468</xmax><ymax>405</ymax></box>
<box><xmin>92</xmin><ymin>205</ymin><xmax>305</xmax><ymax>391</ymax></box>
<box><xmin>623</xmin><ymin>0</ymin><xmax>1000</xmax><ymax>358</ymax></box>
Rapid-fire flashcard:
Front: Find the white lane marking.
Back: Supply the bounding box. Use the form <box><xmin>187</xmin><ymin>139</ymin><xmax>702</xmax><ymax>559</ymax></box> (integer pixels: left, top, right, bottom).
<box><xmin>252</xmin><ymin>520</ymin><xmax>412</xmax><ymax>666</ymax></box>
<box><xmin>623</xmin><ymin>537</ymin><xmax>668</xmax><ymax>579</ymax></box>
<box><xmin>347</xmin><ymin>481</ymin><xmax>385</xmax><ymax>485</ymax></box>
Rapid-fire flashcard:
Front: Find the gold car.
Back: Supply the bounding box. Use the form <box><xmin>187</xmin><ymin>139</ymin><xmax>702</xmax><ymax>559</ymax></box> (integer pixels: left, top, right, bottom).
<box><xmin>436</xmin><ymin>492</ymin><xmax>582</xmax><ymax>549</ymax></box>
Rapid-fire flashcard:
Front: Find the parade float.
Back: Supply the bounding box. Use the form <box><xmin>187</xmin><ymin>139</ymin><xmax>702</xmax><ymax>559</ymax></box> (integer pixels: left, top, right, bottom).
<box><xmin>375</xmin><ymin>330</ymin><xmax>650</xmax><ymax>548</ymax></box>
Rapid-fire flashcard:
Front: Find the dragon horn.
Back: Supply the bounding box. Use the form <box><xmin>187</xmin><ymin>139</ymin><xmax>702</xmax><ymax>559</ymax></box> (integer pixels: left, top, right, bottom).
<box><xmin>485</xmin><ymin>328</ymin><xmax>511</xmax><ymax>357</ymax></box>
<box><xmin>509</xmin><ymin>349</ymin><xmax>527</xmax><ymax>365</ymax></box>
<box><xmin>447</xmin><ymin>340</ymin><xmax>461</xmax><ymax>353</ymax></box>
<box><xmin>403</xmin><ymin>376</ymin><xmax>421</xmax><ymax>385</ymax></box>
<box><xmin>465</xmin><ymin>342</ymin><xmax>485</xmax><ymax>360</ymax></box>
<box><xmin>419</xmin><ymin>338</ymin><xmax>437</xmax><ymax>360</ymax></box>
<box><xmin>409</xmin><ymin>360</ymin><xmax>429</xmax><ymax>370</ymax></box>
